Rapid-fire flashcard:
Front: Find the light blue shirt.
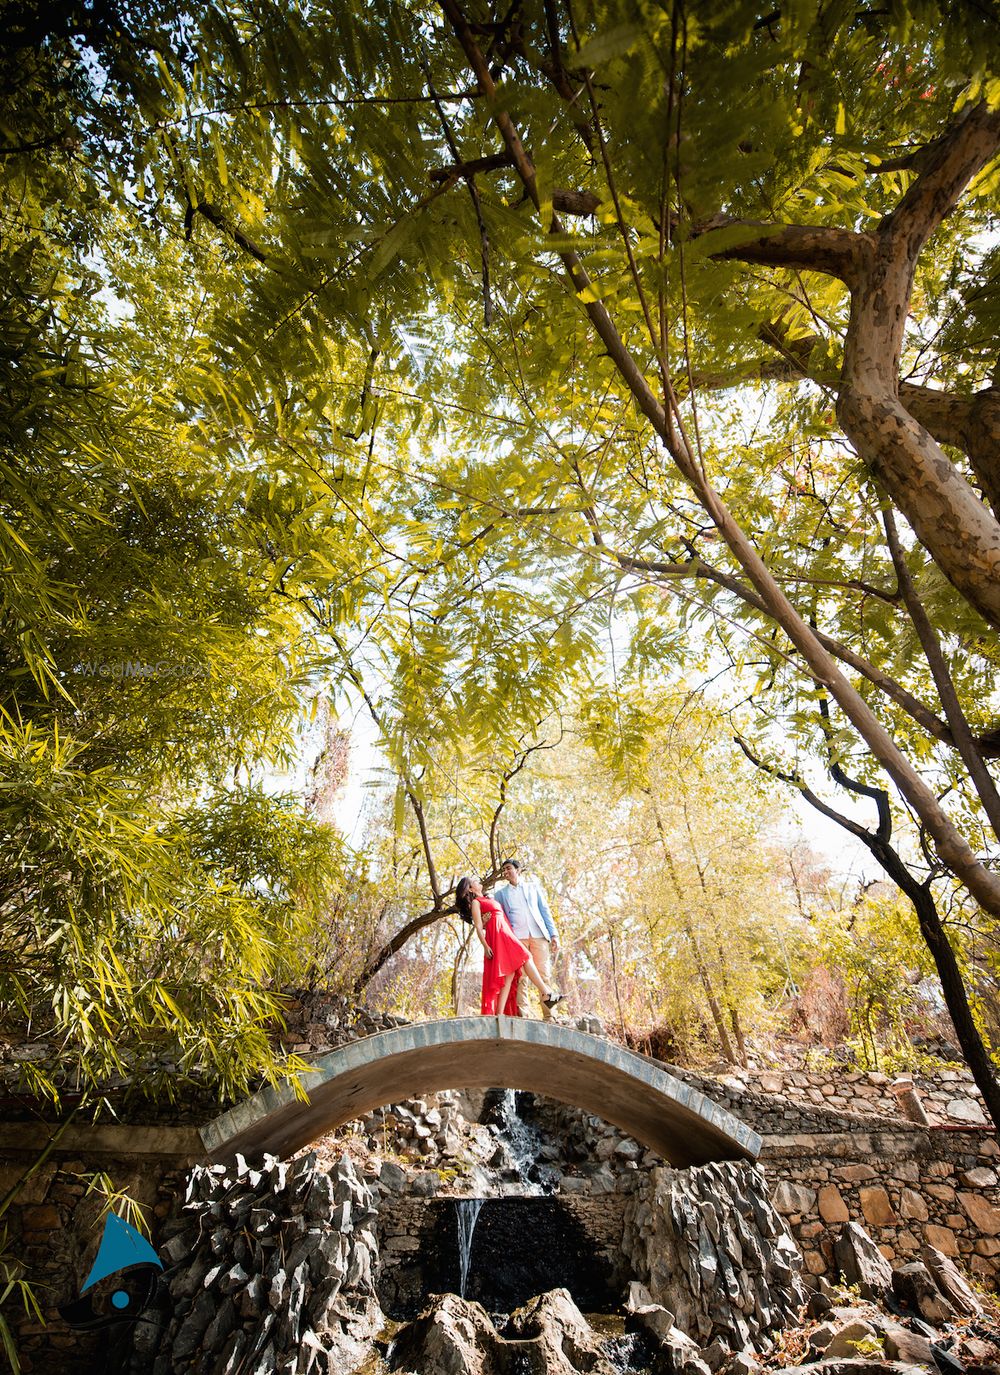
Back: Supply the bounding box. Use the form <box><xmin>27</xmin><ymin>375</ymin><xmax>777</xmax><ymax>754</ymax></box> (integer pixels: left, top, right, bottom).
<box><xmin>494</xmin><ymin>878</ymin><xmax>557</xmax><ymax>941</ymax></box>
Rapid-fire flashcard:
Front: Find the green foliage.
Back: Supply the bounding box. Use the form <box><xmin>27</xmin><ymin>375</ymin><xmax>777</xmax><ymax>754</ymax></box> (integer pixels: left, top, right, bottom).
<box><xmin>3</xmin><ymin>0</ymin><xmax>1000</xmax><ymax>1099</ymax></box>
<box><xmin>493</xmin><ymin>701</ymin><xmax>804</xmax><ymax>1059</ymax></box>
<box><xmin>816</xmin><ymin>895</ymin><xmax>936</xmax><ymax>1071</ymax></box>
<box><xmin>0</xmin><ymin>715</ymin><xmax>352</xmax><ymax>1104</ymax></box>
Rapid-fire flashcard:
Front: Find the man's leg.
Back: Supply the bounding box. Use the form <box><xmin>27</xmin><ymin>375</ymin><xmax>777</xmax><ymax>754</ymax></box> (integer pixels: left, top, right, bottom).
<box><xmin>526</xmin><ymin>937</ymin><xmax>552</xmax><ymax>1019</ymax></box>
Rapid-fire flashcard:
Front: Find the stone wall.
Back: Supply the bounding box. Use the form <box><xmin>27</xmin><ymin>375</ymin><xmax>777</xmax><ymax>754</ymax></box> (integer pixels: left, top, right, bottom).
<box><xmin>762</xmin><ymin>1124</ymin><xmax>1000</xmax><ymax>1286</ymax></box>
<box><xmin>657</xmin><ymin>1062</ymin><xmax>1000</xmax><ymax>1291</ymax></box>
<box><xmin>0</xmin><ymin>1140</ymin><xmax>190</xmax><ymax>1375</ymax></box>
<box><xmin>718</xmin><ymin>1064</ymin><xmax>988</xmax><ymax>1127</ymax></box>
<box><xmin>128</xmin><ymin>1151</ymin><xmax>382</xmax><ymax>1375</ymax></box>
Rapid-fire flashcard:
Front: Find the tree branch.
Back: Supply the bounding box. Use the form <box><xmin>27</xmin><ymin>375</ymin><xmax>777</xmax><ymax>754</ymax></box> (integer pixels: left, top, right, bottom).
<box><xmin>737</xmin><ymin>729</ymin><xmax>1000</xmax><ymax>1133</ymax></box>
<box><xmin>184</xmin><ymin>201</ymin><xmax>268</xmax><ymax>263</ymax></box>
<box><xmin>438</xmin><ymin>0</ymin><xmax>1000</xmax><ymax>917</ymax></box>
<box><xmin>880</xmin><ymin>100</ymin><xmax>1000</xmax><ymax>264</ymax></box>
<box><xmin>600</xmin><ymin>538</ymin><xmax>979</xmax><ymax>754</ymax></box>
<box><xmin>706</xmin><ymin>221</ymin><xmax>872</xmax><ymax>286</ymax></box>
<box><xmin>882</xmin><ymin>504</ymin><xmax>1000</xmax><ymax>841</ymax></box>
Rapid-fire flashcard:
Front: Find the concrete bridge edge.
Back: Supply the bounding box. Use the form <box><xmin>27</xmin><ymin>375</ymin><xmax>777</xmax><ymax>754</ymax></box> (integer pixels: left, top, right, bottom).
<box><xmin>199</xmin><ymin>1017</ymin><xmax>762</xmax><ymax>1167</ymax></box>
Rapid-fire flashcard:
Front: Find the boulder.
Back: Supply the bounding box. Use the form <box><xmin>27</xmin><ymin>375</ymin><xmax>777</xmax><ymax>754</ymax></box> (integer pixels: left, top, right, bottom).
<box><xmin>389</xmin><ymin>1289</ymin><xmax>622</xmax><ymax>1375</ymax></box>
<box><xmin>883</xmin><ymin>1327</ymin><xmax>936</xmax><ymax>1366</ymax></box>
<box><xmin>892</xmin><ymin>1262</ymin><xmax>956</xmax><ymax>1324</ymax></box>
<box><xmin>834</xmin><ymin>1222</ymin><xmax>894</xmax><ymax>1302</ymax></box>
<box><xmin>824</xmin><ymin>1321</ymin><xmax>879</xmax><ymax>1360</ymax></box>
<box><xmin>388</xmin><ymin>1293</ymin><xmax>498</xmax><ymax>1375</ymax></box>
<box><xmin>509</xmin><ymin>1288</ymin><xmax>618</xmax><ymax>1373</ymax></box>
<box><xmin>920</xmin><ymin>1247</ymin><xmax>982</xmax><ymax>1318</ymax></box>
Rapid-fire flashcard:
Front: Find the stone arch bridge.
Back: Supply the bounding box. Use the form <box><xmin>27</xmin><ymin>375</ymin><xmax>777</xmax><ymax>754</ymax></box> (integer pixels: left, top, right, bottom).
<box><xmin>200</xmin><ymin>1016</ymin><xmax>761</xmax><ymax>1166</ymax></box>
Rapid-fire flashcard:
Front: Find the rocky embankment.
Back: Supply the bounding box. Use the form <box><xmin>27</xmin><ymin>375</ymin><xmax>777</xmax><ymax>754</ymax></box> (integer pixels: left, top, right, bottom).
<box><xmin>126</xmin><ymin>1152</ymin><xmax>382</xmax><ymax>1374</ymax></box>
<box><xmin>117</xmin><ymin>1085</ymin><xmax>1000</xmax><ymax>1375</ymax></box>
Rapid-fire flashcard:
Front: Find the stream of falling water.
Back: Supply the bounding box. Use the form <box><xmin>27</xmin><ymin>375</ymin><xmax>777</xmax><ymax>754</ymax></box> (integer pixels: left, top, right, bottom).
<box><xmin>491</xmin><ymin>1089</ymin><xmax>548</xmax><ymax>1195</ymax></box>
<box><xmin>455</xmin><ymin>1198</ymin><xmax>485</xmax><ymax>1297</ymax></box>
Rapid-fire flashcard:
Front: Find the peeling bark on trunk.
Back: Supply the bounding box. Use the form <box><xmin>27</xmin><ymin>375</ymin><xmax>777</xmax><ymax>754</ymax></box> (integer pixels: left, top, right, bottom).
<box><xmin>838</xmin><ymin>226</ymin><xmax>1000</xmax><ymax>628</ymax></box>
<box><xmin>838</xmin><ymin>381</ymin><xmax>1000</xmax><ymax>625</ymax></box>
<box><xmin>901</xmin><ymin>381</ymin><xmax>1000</xmax><ymax>518</ymax></box>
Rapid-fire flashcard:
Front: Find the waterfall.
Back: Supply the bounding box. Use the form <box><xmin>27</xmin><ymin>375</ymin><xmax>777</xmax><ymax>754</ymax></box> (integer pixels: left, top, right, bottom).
<box><xmin>494</xmin><ymin>1089</ymin><xmax>546</xmax><ymax>1195</ymax></box>
<box><xmin>455</xmin><ymin>1198</ymin><xmax>484</xmax><ymax>1298</ymax></box>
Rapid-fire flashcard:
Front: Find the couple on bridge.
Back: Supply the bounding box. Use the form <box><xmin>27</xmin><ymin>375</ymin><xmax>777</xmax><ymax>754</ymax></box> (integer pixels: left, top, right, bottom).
<box><xmin>456</xmin><ymin>859</ymin><xmax>565</xmax><ymax>1018</ymax></box>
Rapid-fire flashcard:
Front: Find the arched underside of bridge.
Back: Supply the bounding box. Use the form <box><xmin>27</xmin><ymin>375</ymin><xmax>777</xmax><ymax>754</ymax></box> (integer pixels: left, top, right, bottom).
<box><xmin>201</xmin><ymin>1019</ymin><xmax>761</xmax><ymax>1168</ymax></box>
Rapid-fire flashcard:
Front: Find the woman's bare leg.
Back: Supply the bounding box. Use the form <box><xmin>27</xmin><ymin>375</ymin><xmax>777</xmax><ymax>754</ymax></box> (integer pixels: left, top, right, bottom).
<box><xmin>498</xmin><ymin>971</ymin><xmax>516</xmax><ymax>1011</ymax></box>
<box><xmin>521</xmin><ymin>956</ymin><xmax>552</xmax><ymax>997</ymax></box>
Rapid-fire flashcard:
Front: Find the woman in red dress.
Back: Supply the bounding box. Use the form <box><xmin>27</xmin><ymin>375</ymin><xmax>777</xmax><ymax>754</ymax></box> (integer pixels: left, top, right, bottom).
<box><xmin>456</xmin><ymin>877</ymin><xmax>564</xmax><ymax>1015</ymax></box>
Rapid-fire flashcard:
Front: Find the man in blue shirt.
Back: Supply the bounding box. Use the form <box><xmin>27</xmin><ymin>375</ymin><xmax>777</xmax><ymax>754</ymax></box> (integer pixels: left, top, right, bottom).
<box><xmin>493</xmin><ymin>858</ymin><xmax>560</xmax><ymax>1019</ymax></box>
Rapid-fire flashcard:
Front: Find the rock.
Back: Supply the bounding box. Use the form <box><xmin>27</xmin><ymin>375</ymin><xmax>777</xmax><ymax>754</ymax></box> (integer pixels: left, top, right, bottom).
<box><xmin>959</xmin><ymin>1168</ymin><xmax>996</xmax><ymax>1188</ymax></box>
<box><xmin>789</xmin><ymin>1363</ymin><xmax>933</xmax><ymax>1375</ymax></box>
<box><xmin>216</xmin><ymin>1328</ymin><xmax>250</xmax><ymax>1372</ymax></box>
<box><xmin>389</xmin><ymin>1289</ymin><xmax>621</xmax><ymax>1375</ymax></box>
<box><xmin>884</xmin><ymin>1327</ymin><xmax>936</xmax><ymax>1366</ymax></box>
<box><xmin>923</xmin><ymin>1225</ymin><xmax>959</xmax><ymax>1258</ymax></box>
<box><xmin>810</xmin><ymin>1325</ymin><xmax>836</xmax><ymax>1352</ymax></box>
<box><xmin>378</xmin><ymin>1161</ymin><xmax>408</xmax><ymax>1193</ymax></box>
<box><xmin>653</xmin><ymin>1325</ymin><xmax>713</xmax><ymax>1375</ymax></box>
<box><xmin>892</xmin><ymin>1262</ymin><xmax>956</xmax><ymax>1324</ymax></box>
<box><xmin>627</xmin><ymin>1303</ymin><xmax>678</xmax><ymax>1344</ymax></box>
<box><xmin>239</xmin><ymin>1275</ymin><xmax>264</xmax><ymax>1319</ymax></box>
<box><xmin>511</xmin><ymin>1288</ymin><xmax>618</xmax><ymax>1373</ymax></box>
<box><xmin>201</xmin><ymin>1296</ymin><xmax>236</xmax><ymax>1352</ymax></box>
<box><xmin>900</xmin><ymin>1190</ymin><xmax>929</xmax><ymax>1222</ymax></box>
<box><xmin>957</xmin><ymin>1193</ymin><xmax>1000</xmax><ymax>1235</ymax></box>
<box><xmin>930</xmin><ymin>1344</ymin><xmax>967</xmax><ymax>1375</ymax></box>
<box><xmin>825</xmin><ymin>1322</ymin><xmax>879</xmax><ymax>1359</ymax></box>
<box><xmin>727</xmin><ymin>1355</ymin><xmax>761</xmax><ymax>1375</ymax></box>
<box><xmin>920</xmin><ymin>1247</ymin><xmax>982</xmax><ymax>1317</ymax></box>
<box><xmin>859</xmin><ymin>1188</ymin><xmax>895</xmax><ymax>1227</ymax></box>
<box><xmin>807</xmin><ymin>1293</ymin><xmax>834</xmax><ymax>1319</ymax></box>
<box><xmin>947</xmin><ymin>1099</ymin><xmax>988</xmax><ymax>1125</ymax></box>
<box><xmin>701</xmin><ymin>1337</ymin><xmax>732</xmax><ymax>1372</ymax></box>
<box><xmin>218</xmin><ymin>1263</ymin><xmax>249</xmax><ymax>1295</ymax></box>
<box><xmin>957</xmin><ymin>1337</ymin><xmax>994</xmax><ymax>1365</ymax></box>
<box><xmin>388</xmin><ymin>1294</ymin><xmax>497</xmax><ymax>1375</ymax></box>
<box><xmin>774</xmin><ymin>1182</ymin><xmax>817</xmax><ymax>1216</ymax></box>
<box><xmin>834</xmin><ymin>1222</ymin><xmax>894</xmax><ymax>1301</ymax></box>
<box><xmin>614</xmin><ymin>1139</ymin><xmax>644</xmax><ymax>1162</ymax></box>
<box><xmin>171</xmin><ymin>1289</ymin><xmax>217</xmax><ymax>1362</ymax></box>
<box><xmin>626</xmin><ymin>1280</ymin><xmax>655</xmax><ymax>1311</ymax></box>
<box><xmin>836</xmin><ymin>1166</ymin><xmax>878</xmax><ymax>1185</ymax></box>
<box><xmin>410</xmin><ymin>1172</ymin><xmax>440</xmax><ymax>1197</ymax></box>
<box><xmin>818</xmin><ymin>1187</ymin><xmax>850</xmax><ymax>1224</ymax></box>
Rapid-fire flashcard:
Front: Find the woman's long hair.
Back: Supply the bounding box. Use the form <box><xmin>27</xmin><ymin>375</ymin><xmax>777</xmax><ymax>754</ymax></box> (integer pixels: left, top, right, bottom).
<box><xmin>455</xmin><ymin>876</ymin><xmax>475</xmax><ymax>924</ymax></box>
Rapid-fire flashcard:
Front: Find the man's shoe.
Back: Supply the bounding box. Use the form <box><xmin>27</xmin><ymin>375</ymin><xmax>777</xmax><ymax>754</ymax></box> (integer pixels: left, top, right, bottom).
<box><xmin>542</xmin><ymin>992</ymin><xmax>565</xmax><ymax>1009</ymax></box>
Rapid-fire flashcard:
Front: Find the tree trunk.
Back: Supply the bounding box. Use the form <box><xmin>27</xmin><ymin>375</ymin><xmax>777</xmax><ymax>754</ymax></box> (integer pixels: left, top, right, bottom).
<box><xmin>684</xmin><ymin>920</ymin><xmax>736</xmax><ymax>1063</ymax></box>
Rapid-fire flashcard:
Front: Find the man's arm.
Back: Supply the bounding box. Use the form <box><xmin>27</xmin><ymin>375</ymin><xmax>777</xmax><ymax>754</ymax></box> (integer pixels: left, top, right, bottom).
<box><xmin>493</xmin><ymin>884</ymin><xmax>511</xmax><ymax>917</ymax></box>
<box><xmin>533</xmin><ymin>884</ymin><xmax>558</xmax><ymax>942</ymax></box>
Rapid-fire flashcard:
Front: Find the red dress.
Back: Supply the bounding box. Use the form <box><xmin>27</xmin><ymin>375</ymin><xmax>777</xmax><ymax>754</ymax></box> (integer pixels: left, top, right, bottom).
<box><xmin>478</xmin><ymin>894</ymin><xmax>529</xmax><ymax>1015</ymax></box>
